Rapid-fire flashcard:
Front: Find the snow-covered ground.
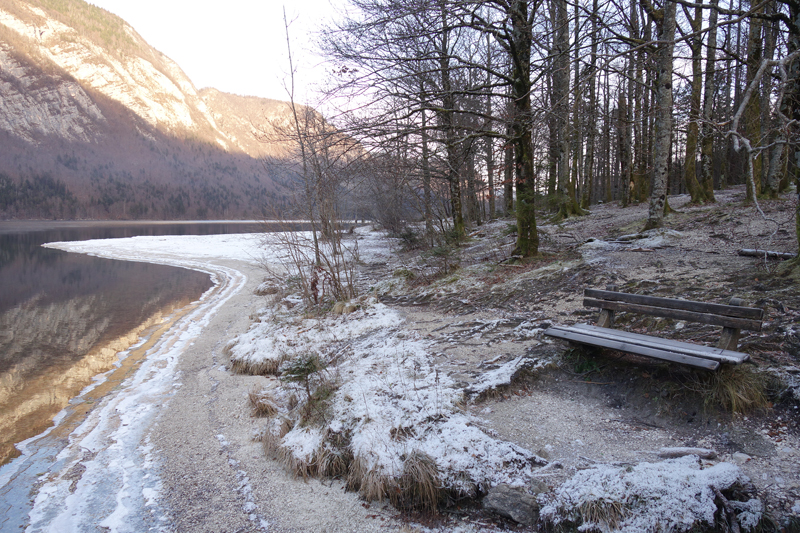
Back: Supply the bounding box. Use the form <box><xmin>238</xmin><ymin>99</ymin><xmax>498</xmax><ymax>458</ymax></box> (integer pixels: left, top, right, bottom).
<box><xmin>0</xmin><ymin>227</ymin><xmax>768</xmax><ymax>532</ymax></box>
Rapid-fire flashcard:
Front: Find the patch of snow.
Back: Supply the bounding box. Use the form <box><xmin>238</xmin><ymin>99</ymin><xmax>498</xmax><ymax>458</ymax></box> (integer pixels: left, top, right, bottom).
<box><xmin>236</xmin><ymin>297</ymin><xmax>545</xmax><ymax>500</ymax></box>
<box><xmin>540</xmin><ymin>455</ymin><xmax>760</xmax><ymax>532</ymax></box>
<box><xmin>466</xmin><ymin>356</ymin><xmax>548</xmax><ymax>399</ymax></box>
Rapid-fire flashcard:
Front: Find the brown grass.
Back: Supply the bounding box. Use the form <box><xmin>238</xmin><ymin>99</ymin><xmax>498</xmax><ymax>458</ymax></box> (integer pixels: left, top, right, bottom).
<box><xmin>317</xmin><ymin>444</ymin><xmax>351</xmax><ymax>478</ymax></box>
<box><xmin>277</xmin><ymin>445</ymin><xmax>317</xmax><ymax>479</ymax></box>
<box><xmin>579</xmin><ymin>499</ymin><xmax>626</xmax><ymax>531</ymax></box>
<box><xmin>689</xmin><ymin>364</ymin><xmax>768</xmax><ymax>413</ymax></box>
<box><xmin>344</xmin><ymin>452</ymin><xmax>445</xmax><ymax>512</ymax></box>
<box><xmin>228</xmin><ymin>351</ymin><xmax>290</xmax><ymax>376</ymax></box>
<box><xmin>396</xmin><ymin>451</ymin><xmax>443</xmax><ymax>513</ymax></box>
<box><xmin>261</xmin><ymin>417</ymin><xmax>293</xmax><ymax>457</ymax></box>
<box><xmin>347</xmin><ymin>456</ymin><xmax>392</xmax><ymax>502</ymax></box>
<box><xmin>248</xmin><ymin>388</ymin><xmax>278</xmax><ymax>417</ymax></box>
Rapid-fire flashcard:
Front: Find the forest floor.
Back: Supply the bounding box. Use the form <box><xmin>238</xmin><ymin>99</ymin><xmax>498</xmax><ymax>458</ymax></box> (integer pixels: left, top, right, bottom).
<box><xmin>356</xmin><ymin>185</ymin><xmax>800</xmax><ymax>529</ymax></box>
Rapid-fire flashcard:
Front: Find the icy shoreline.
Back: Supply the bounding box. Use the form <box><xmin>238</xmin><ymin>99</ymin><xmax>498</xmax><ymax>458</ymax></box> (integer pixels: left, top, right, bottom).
<box><xmin>2</xmin><ymin>235</ymin><xmax>254</xmax><ymax>532</ymax></box>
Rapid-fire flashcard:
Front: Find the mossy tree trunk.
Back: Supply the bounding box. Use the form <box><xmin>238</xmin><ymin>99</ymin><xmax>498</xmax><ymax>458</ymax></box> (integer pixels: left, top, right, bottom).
<box><xmin>643</xmin><ymin>0</ymin><xmax>676</xmax><ymax>231</ymax></box>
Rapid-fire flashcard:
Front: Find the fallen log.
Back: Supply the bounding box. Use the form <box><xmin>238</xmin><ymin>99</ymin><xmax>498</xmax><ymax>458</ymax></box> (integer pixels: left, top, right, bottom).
<box><xmin>738</xmin><ymin>249</ymin><xmax>797</xmax><ymax>260</ymax></box>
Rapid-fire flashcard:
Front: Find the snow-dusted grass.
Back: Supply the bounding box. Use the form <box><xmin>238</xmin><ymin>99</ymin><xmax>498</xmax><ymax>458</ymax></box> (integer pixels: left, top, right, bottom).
<box><xmin>540</xmin><ymin>455</ymin><xmax>763</xmax><ymax>532</ymax></box>
<box><xmin>231</xmin><ymin>300</ymin><xmax>546</xmax><ymax>511</ymax></box>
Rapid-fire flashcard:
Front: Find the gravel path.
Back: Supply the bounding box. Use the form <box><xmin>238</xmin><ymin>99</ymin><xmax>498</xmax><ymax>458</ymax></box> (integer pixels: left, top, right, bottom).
<box><xmin>151</xmin><ymin>260</ymin><xmax>398</xmax><ymax>532</ymax></box>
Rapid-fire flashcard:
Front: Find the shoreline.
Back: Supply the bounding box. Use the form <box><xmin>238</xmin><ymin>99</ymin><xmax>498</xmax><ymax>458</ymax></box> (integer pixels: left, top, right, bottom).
<box><xmin>2</xmin><ymin>234</ymin><xmax>398</xmax><ymax>532</ymax></box>
<box><xmin>0</xmin><ymin>298</ymin><xmax>197</xmax><ymax>467</ymax></box>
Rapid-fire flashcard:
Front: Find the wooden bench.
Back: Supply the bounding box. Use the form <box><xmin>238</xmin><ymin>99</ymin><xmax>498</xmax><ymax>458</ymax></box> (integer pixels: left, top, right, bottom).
<box><xmin>543</xmin><ymin>288</ymin><xmax>764</xmax><ymax>371</ymax></box>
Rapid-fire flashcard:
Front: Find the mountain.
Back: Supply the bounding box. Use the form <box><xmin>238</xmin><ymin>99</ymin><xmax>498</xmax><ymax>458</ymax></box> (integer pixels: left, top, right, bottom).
<box><xmin>0</xmin><ymin>0</ymin><xmax>295</xmax><ymax>219</ymax></box>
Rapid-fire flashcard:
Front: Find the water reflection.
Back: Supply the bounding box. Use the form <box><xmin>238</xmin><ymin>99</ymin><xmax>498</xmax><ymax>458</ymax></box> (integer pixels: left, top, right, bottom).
<box><xmin>0</xmin><ymin>221</ymin><xmax>263</xmax><ymax>465</ymax></box>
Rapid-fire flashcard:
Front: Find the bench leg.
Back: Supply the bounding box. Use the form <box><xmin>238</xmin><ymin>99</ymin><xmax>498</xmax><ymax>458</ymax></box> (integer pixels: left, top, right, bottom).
<box><xmin>718</xmin><ymin>327</ymin><xmax>741</xmax><ymax>351</ymax></box>
<box><xmin>596</xmin><ymin>309</ymin><xmax>615</xmax><ymax>328</ymax></box>
<box><xmin>718</xmin><ymin>296</ymin><xmax>744</xmax><ymax>351</ymax></box>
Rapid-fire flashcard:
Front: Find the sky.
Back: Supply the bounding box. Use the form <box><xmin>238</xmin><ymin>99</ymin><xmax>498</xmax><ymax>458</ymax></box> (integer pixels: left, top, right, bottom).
<box><xmin>88</xmin><ymin>0</ymin><xmax>342</xmax><ymax>103</ymax></box>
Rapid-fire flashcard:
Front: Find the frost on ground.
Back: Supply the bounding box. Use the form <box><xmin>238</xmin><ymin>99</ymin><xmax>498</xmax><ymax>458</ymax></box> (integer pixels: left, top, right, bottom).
<box><xmin>540</xmin><ymin>455</ymin><xmax>763</xmax><ymax>532</ymax></box>
<box><xmin>465</xmin><ymin>355</ymin><xmax>550</xmax><ymax>400</ymax></box>
<box><xmin>229</xmin><ymin>300</ymin><xmax>546</xmax><ymax>510</ymax></box>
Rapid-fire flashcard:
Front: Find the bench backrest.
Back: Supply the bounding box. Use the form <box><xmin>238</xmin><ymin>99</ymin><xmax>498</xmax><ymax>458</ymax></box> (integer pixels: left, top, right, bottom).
<box><xmin>584</xmin><ymin>288</ymin><xmax>763</xmax><ymax>332</ymax></box>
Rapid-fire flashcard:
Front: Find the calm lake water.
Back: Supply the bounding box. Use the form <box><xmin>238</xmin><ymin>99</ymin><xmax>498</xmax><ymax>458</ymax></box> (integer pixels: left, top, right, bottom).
<box><xmin>0</xmin><ymin>221</ymin><xmax>263</xmax><ymax>464</ymax></box>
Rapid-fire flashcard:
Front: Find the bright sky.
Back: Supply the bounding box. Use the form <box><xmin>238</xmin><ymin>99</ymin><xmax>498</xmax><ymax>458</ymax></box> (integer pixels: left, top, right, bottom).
<box><xmin>88</xmin><ymin>0</ymin><xmax>342</xmax><ymax>102</ymax></box>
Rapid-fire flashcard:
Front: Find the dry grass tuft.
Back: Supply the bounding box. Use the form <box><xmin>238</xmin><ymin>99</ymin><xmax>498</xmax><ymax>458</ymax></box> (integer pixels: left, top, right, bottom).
<box><xmin>229</xmin><ymin>353</ymin><xmax>290</xmax><ymax>376</ymax></box>
<box><xmin>278</xmin><ymin>445</ymin><xmax>317</xmax><ymax>479</ymax></box>
<box><xmin>248</xmin><ymin>388</ymin><xmax>279</xmax><ymax>417</ymax></box>
<box><xmin>261</xmin><ymin>417</ymin><xmax>294</xmax><ymax>457</ymax></box>
<box><xmin>396</xmin><ymin>451</ymin><xmax>443</xmax><ymax>513</ymax></box>
<box><xmin>345</xmin><ymin>453</ymin><xmax>445</xmax><ymax>512</ymax></box>
<box><xmin>579</xmin><ymin>499</ymin><xmax>626</xmax><ymax>531</ymax></box>
<box><xmin>347</xmin><ymin>456</ymin><xmax>392</xmax><ymax>503</ymax></box>
<box><xmin>317</xmin><ymin>443</ymin><xmax>351</xmax><ymax>478</ymax></box>
<box><xmin>690</xmin><ymin>364</ymin><xmax>768</xmax><ymax>413</ymax></box>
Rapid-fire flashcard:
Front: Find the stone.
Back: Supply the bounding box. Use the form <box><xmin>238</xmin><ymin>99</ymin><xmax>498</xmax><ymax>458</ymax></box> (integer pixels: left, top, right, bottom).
<box><xmin>732</xmin><ymin>452</ymin><xmax>752</xmax><ymax>465</ymax></box>
<box><xmin>482</xmin><ymin>484</ymin><xmax>540</xmax><ymax>526</ymax></box>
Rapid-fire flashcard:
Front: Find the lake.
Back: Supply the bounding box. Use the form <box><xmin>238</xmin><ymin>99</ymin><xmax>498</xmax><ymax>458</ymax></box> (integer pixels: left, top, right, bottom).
<box><xmin>0</xmin><ymin>221</ymin><xmax>263</xmax><ymax>465</ymax></box>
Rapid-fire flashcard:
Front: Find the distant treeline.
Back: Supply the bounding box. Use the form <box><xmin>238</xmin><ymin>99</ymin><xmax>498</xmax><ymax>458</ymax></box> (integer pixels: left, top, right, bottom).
<box><xmin>0</xmin><ymin>174</ymin><xmax>79</xmax><ymax>220</ymax></box>
<box><xmin>0</xmin><ymin>171</ymin><xmax>296</xmax><ymax>220</ymax></box>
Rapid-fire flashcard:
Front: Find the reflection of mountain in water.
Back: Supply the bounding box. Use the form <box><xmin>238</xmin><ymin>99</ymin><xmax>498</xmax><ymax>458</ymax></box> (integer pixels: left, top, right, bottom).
<box><xmin>0</xmin><ymin>226</ymin><xmax>214</xmax><ymax>464</ymax></box>
<box><xmin>0</xmin><ymin>298</ymin><xmax>175</xmax><ymax>465</ymax></box>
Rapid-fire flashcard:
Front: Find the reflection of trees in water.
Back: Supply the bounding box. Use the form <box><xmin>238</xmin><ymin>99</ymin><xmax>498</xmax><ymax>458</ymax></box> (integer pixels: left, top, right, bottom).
<box><xmin>0</xmin><ymin>261</ymin><xmax>210</xmax><ymax>375</ymax></box>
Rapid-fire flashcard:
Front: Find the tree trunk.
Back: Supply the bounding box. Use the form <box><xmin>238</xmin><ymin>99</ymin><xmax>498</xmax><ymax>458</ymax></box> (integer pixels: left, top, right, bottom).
<box><xmin>780</xmin><ymin>0</ymin><xmax>800</xmax><ymax>256</ymax></box>
<box><xmin>553</xmin><ymin>0</ymin><xmax>581</xmax><ymax>219</ymax></box>
<box><xmin>744</xmin><ymin>7</ymin><xmax>764</xmax><ymax>201</ymax></box>
<box><xmin>504</xmin><ymin>123</ymin><xmax>514</xmax><ymax>215</ymax></box>
<box><xmin>582</xmin><ymin>0</ymin><xmax>599</xmax><ymax>208</ymax></box>
<box><xmin>421</xmin><ymin>106</ymin><xmax>434</xmax><ymax>243</ymax></box>
<box><xmin>619</xmin><ymin>86</ymin><xmax>632</xmax><ymax>207</ymax></box>
<box><xmin>438</xmin><ymin>3</ymin><xmax>464</xmax><ymax>239</ymax></box>
<box><xmin>699</xmin><ymin>0</ymin><xmax>718</xmax><ymax>202</ymax></box>
<box><xmin>510</xmin><ymin>0</ymin><xmax>539</xmax><ymax>257</ymax></box>
<box><xmin>483</xmin><ymin>34</ymin><xmax>496</xmax><ymax>220</ymax></box>
<box><xmin>633</xmin><ymin>6</ymin><xmax>650</xmax><ymax>203</ymax></box>
<box><xmin>644</xmin><ymin>0</ymin><xmax>677</xmax><ymax>230</ymax></box>
<box><xmin>683</xmin><ymin>1</ymin><xmax>705</xmax><ymax>203</ymax></box>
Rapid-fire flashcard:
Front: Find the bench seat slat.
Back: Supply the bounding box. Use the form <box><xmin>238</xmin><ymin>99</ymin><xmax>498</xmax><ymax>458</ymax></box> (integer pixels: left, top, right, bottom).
<box><xmin>584</xmin><ymin>289</ymin><xmax>764</xmax><ymax>320</ymax></box>
<box><xmin>544</xmin><ymin>326</ymin><xmax>720</xmax><ymax>371</ymax></box>
<box><xmin>571</xmin><ymin>324</ymin><xmax>749</xmax><ymax>364</ymax></box>
<box><xmin>583</xmin><ymin>298</ymin><xmax>763</xmax><ymax>331</ymax></box>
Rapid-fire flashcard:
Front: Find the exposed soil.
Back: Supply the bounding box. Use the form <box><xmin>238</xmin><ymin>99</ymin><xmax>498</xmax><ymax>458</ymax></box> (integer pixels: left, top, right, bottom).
<box><xmin>365</xmin><ymin>186</ymin><xmax>800</xmax><ymax>527</ymax></box>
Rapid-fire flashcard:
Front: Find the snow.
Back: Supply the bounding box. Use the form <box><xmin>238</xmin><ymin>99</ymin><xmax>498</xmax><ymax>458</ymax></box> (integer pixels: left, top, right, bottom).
<box><xmin>4</xmin><ymin>233</ymin><xmax>256</xmax><ymax>532</ymax></box>
<box><xmin>466</xmin><ymin>356</ymin><xmax>549</xmax><ymax>399</ymax></box>
<box><xmin>234</xmin><ymin>293</ymin><xmax>545</xmax><ymax>500</ymax></box>
<box><xmin>540</xmin><ymin>455</ymin><xmax>762</xmax><ymax>532</ymax></box>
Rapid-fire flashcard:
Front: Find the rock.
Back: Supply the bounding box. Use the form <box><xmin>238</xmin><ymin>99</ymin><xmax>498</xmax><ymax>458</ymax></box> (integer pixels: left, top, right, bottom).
<box><xmin>332</xmin><ymin>302</ymin><xmax>358</xmax><ymax>315</ymax></box>
<box><xmin>732</xmin><ymin>452</ymin><xmax>752</xmax><ymax>465</ymax></box>
<box><xmin>255</xmin><ymin>283</ymin><xmax>280</xmax><ymax>296</ymax></box>
<box><xmin>482</xmin><ymin>484</ymin><xmax>540</xmax><ymax>526</ymax></box>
